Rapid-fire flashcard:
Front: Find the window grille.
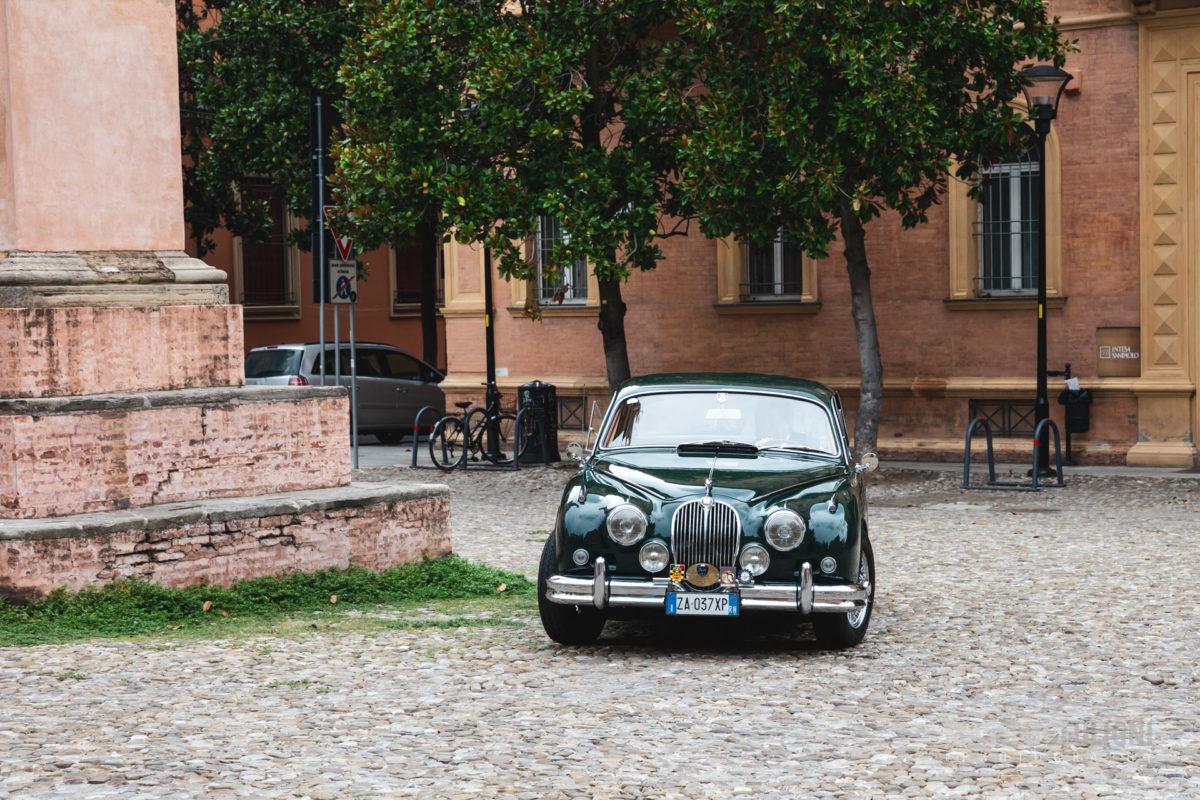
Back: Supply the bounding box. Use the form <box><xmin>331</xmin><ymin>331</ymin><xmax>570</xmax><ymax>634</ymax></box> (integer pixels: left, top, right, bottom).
<box><xmin>969</xmin><ymin>399</ymin><xmax>1037</xmax><ymax>437</ymax></box>
<box><xmin>974</xmin><ymin>140</ymin><xmax>1041</xmax><ymax>294</ymax></box>
<box><xmin>742</xmin><ymin>236</ymin><xmax>804</xmax><ymax>299</ymax></box>
<box><xmin>537</xmin><ymin>216</ymin><xmax>587</xmax><ymax>304</ymax></box>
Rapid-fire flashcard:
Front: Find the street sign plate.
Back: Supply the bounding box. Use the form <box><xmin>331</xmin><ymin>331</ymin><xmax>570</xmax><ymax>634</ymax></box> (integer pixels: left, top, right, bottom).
<box><xmin>330</xmin><ymin>260</ymin><xmax>357</xmax><ymax>304</ymax></box>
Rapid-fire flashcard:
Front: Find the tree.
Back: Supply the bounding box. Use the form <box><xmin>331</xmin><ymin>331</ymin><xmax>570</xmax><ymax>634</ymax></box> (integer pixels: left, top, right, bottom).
<box><xmin>672</xmin><ymin>0</ymin><xmax>1069</xmax><ymax>456</ymax></box>
<box><xmin>334</xmin><ymin>0</ymin><xmax>692</xmax><ymax>389</ymax></box>
<box><xmin>177</xmin><ymin>0</ymin><xmax>442</xmax><ymax>366</ymax></box>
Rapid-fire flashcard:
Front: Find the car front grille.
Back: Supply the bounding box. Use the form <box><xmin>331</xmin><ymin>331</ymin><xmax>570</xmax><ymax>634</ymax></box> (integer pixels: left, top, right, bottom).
<box><xmin>671</xmin><ymin>498</ymin><xmax>741</xmax><ymax>568</ymax></box>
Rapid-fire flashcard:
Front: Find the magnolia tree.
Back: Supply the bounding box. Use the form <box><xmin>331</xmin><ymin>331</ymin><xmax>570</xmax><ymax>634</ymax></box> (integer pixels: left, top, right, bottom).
<box><xmin>178</xmin><ymin>0</ymin><xmax>442</xmax><ymax>365</ymax></box>
<box><xmin>672</xmin><ymin>0</ymin><xmax>1069</xmax><ymax>456</ymax></box>
<box><xmin>334</xmin><ymin>0</ymin><xmax>691</xmax><ymax>388</ymax></box>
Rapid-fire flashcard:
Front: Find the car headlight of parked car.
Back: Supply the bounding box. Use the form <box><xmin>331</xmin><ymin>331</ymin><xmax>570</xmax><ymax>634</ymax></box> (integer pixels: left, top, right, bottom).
<box><xmin>606</xmin><ymin>503</ymin><xmax>648</xmax><ymax>545</ymax></box>
<box><xmin>638</xmin><ymin>540</ymin><xmax>670</xmax><ymax>573</ymax></box>
<box><xmin>764</xmin><ymin>509</ymin><xmax>806</xmax><ymax>551</ymax></box>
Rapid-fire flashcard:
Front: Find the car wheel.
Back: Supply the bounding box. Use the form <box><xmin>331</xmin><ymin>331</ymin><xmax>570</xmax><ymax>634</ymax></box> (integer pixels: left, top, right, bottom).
<box><xmin>812</xmin><ymin>530</ymin><xmax>874</xmax><ymax>650</ymax></box>
<box><xmin>376</xmin><ymin>431</ymin><xmax>404</xmax><ymax>446</ymax></box>
<box><xmin>537</xmin><ymin>534</ymin><xmax>605</xmax><ymax>645</ymax></box>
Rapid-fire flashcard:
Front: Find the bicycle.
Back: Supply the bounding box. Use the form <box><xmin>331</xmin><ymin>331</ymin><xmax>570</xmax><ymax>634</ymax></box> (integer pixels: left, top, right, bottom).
<box><xmin>428</xmin><ymin>382</ymin><xmax>528</xmax><ymax>470</ymax></box>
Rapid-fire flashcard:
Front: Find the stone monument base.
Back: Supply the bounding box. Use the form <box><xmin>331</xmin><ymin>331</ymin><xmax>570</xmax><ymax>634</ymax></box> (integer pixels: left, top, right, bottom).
<box><xmin>0</xmin><ymin>482</ymin><xmax>451</xmax><ymax>603</ymax></box>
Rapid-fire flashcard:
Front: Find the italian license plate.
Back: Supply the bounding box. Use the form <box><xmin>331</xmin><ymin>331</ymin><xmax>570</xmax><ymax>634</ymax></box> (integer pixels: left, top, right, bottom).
<box><xmin>666</xmin><ymin>592</ymin><xmax>739</xmax><ymax>617</ymax></box>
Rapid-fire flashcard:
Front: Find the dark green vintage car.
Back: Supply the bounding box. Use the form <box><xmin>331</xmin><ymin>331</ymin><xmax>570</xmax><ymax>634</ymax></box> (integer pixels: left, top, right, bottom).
<box><xmin>538</xmin><ymin>373</ymin><xmax>878</xmax><ymax>649</ymax></box>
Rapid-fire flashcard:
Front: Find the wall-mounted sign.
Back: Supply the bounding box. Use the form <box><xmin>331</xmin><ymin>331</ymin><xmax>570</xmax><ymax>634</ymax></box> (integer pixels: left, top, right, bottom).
<box><xmin>1097</xmin><ymin>327</ymin><xmax>1140</xmax><ymax>378</ymax></box>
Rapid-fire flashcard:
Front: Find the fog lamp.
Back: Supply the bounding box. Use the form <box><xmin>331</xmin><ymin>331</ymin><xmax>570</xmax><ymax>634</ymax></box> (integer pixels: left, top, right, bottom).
<box><xmin>638</xmin><ymin>540</ymin><xmax>670</xmax><ymax>573</ymax></box>
<box><xmin>572</xmin><ymin>548</ymin><xmax>590</xmax><ymax>566</ymax></box>
<box><xmin>739</xmin><ymin>544</ymin><xmax>770</xmax><ymax>577</ymax></box>
<box><xmin>820</xmin><ymin>556</ymin><xmax>837</xmax><ymax>574</ymax></box>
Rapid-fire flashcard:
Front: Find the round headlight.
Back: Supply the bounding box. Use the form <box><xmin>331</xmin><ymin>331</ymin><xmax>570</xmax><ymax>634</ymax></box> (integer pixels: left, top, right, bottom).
<box><xmin>739</xmin><ymin>544</ymin><xmax>770</xmax><ymax>576</ymax></box>
<box><xmin>638</xmin><ymin>540</ymin><xmax>670</xmax><ymax>573</ymax></box>
<box><xmin>764</xmin><ymin>509</ymin><xmax>806</xmax><ymax>551</ymax></box>
<box><xmin>606</xmin><ymin>504</ymin><xmax>648</xmax><ymax>545</ymax></box>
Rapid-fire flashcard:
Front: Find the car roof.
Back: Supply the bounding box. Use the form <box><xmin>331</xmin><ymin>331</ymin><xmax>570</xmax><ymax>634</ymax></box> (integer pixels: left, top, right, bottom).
<box><xmin>614</xmin><ymin>372</ymin><xmax>837</xmax><ymax>404</ymax></box>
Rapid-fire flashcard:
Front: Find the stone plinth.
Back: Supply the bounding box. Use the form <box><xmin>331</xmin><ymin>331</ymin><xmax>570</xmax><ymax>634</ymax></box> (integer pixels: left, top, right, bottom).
<box><xmin>0</xmin><ymin>387</ymin><xmax>352</xmax><ymax>520</ymax></box>
<box><xmin>0</xmin><ymin>482</ymin><xmax>451</xmax><ymax>603</ymax></box>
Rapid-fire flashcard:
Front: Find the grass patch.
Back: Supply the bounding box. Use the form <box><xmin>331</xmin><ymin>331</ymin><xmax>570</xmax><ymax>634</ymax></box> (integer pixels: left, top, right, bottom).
<box><xmin>0</xmin><ymin>556</ymin><xmax>533</xmax><ymax>647</ymax></box>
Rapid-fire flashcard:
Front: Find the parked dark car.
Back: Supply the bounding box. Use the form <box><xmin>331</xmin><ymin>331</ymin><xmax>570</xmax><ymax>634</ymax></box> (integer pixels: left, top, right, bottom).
<box><xmin>538</xmin><ymin>373</ymin><xmax>877</xmax><ymax>648</ymax></box>
<box><xmin>244</xmin><ymin>343</ymin><xmax>445</xmax><ymax>444</ymax></box>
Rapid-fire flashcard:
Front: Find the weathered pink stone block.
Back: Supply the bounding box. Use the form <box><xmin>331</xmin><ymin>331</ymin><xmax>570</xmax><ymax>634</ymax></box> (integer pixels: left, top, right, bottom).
<box><xmin>0</xmin><ymin>388</ymin><xmax>352</xmax><ymax>519</ymax></box>
<box><xmin>0</xmin><ymin>305</ymin><xmax>244</xmax><ymax>398</ymax></box>
<box><xmin>0</xmin><ymin>485</ymin><xmax>452</xmax><ymax>601</ymax></box>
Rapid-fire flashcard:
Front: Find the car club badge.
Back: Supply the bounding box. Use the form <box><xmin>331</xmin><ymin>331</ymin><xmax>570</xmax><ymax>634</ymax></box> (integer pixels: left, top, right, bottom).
<box><xmin>719</xmin><ymin>567</ymin><xmax>737</xmax><ymax>589</ymax></box>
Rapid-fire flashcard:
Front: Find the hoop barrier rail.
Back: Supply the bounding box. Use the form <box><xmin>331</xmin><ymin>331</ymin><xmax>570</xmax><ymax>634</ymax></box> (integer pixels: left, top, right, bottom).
<box><xmin>410</xmin><ymin>405</ymin><xmax>535</xmax><ymax>472</ymax></box>
<box><xmin>962</xmin><ymin>416</ymin><xmax>1065</xmax><ymax>492</ymax></box>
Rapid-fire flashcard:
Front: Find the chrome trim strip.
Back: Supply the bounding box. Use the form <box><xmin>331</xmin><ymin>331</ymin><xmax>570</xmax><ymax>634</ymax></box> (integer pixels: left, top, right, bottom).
<box><xmin>544</xmin><ymin>572</ymin><xmax>866</xmax><ymax>613</ymax></box>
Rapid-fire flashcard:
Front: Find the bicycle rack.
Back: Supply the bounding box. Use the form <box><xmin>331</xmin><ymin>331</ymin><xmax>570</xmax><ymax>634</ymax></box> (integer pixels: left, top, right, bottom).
<box><xmin>409</xmin><ymin>405</ymin><xmax>444</xmax><ymax>470</ymax></box>
<box><xmin>962</xmin><ymin>416</ymin><xmax>1065</xmax><ymax>492</ymax></box>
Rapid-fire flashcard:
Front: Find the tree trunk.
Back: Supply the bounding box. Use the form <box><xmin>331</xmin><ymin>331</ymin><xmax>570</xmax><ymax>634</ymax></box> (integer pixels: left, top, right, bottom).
<box><xmin>418</xmin><ymin>213</ymin><xmax>440</xmax><ymax>369</ymax></box>
<box><xmin>839</xmin><ymin>202</ymin><xmax>883</xmax><ymax>459</ymax></box>
<box><xmin>597</xmin><ymin>277</ymin><xmax>631</xmax><ymax>389</ymax></box>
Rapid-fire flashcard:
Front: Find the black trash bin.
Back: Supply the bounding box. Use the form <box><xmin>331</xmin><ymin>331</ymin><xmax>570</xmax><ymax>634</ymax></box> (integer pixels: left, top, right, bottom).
<box><xmin>1057</xmin><ymin>388</ymin><xmax>1093</xmax><ymax>434</ymax></box>
<box><xmin>518</xmin><ymin>380</ymin><xmax>560</xmax><ymax>463</ymax></box>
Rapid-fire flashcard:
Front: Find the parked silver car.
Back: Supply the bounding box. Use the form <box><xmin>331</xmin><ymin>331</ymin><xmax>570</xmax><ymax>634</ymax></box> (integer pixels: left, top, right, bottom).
<box><xmin>244</xmin><ymin>343</ymin><xmax>445</xmax><ymax>444</ymax></box>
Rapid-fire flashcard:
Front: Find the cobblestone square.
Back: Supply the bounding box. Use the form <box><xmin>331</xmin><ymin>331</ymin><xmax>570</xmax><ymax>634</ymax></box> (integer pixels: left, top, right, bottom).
<box><xmin>1</xmin><ymin>461</ymin><xmax>1198</xmax><ymax>799</ymax></box>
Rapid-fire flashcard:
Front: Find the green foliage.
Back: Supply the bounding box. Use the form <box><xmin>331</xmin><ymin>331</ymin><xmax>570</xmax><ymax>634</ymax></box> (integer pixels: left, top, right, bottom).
<box><xmin>672</xmin><ymin>0</ymin><xmax>1070</xmax><ymax>250</ymax></box>
<box><xmin>178</xmin><ymin>0</ymin><xmax>361</xmax><ymax>254</ymax></box>
<box><xmin>334</xmin><ymin>0</ymin><xmax>690</xmax><ymax>286</ymax></box>
<box><xmin>0</xmin><ymin>556</ymin><xmax>533</xmax><ymax>646</ymax></box>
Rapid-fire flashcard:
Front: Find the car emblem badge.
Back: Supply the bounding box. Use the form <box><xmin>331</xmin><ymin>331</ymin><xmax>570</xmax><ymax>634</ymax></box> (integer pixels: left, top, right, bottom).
<box><xmin>669</xmin><ymin>564</ymin><xmax>685</xmax><ymax>583</ymax></box>
<box><xmin>738</xmin><ymin>569</ymin><xmax>754</xmax><ymax>585</ymax></box>
<box><xmin>685</xmin><ymin>563</ymin><xmax>721</xmax><ymax>588</ymax></box>
<box><xmin>719</xmin><ymin>568</ymin><xmax>737</xmax><ymax>589</ymax></box>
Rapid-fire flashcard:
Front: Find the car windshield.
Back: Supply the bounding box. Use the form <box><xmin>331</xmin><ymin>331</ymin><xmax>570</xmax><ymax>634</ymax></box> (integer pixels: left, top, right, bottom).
<box><xmin>245</xmin><ymin>349</ymin><xmax>301</xmax><ymax>379</ymax></box>
<box><xmin>600</xmin><ymin>391</ymin><xmax>840</xmax><ymax>455</ymax></box>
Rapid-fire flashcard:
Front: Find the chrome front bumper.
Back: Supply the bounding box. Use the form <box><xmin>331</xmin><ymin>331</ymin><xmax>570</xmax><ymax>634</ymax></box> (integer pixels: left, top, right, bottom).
<box><xmin>545</xmin><ymin>558</ymin><xmax>868</xmax><ymax>614</ymax></box>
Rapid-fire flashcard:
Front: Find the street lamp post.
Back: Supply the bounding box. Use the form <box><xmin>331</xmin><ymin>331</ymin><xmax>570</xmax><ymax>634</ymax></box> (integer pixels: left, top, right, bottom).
<box><xmin>1020</xmin><ymin>65</ymin><xmax>1072</xmax><ymax>473</ymax></box>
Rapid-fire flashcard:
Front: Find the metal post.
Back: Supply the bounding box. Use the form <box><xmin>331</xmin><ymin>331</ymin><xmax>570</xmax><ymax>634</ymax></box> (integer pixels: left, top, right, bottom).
<box><xmin>311</xmin><ymin>93</ymin><xmax>327</xmax><ymax>386</ymax></box>
<box><xmin>483</xmin><ymin>247</ymin><xmax>500</xmax><ymax>460</ymax></box>
<box><xmin>1034</xmin><ymin>117</ymin><xmax>1051</xmax><ymax>474</ymax></box>
<box><xmin>349</xmin><ymin>303</ymin><xmax>359</xmax><ymax>469</ymax></box>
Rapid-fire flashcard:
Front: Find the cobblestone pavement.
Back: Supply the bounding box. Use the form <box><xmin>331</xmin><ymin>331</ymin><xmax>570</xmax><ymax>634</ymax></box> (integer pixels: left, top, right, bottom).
<box><xmin>2</xmin><ymin>457</ymin><xmax>1200</xmax><ymax>799</ymax></box>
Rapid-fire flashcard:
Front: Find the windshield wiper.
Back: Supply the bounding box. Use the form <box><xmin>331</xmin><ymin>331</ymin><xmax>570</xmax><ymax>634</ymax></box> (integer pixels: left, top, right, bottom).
<box><xmin>677</xmin><ymin>440</ymin><xmax>759</xmax><ymax>457</ymax></box>
<box><xmin>757</xmin><ymin>444</ymin><xmax>834</xmax><ymax>456</ymax></box>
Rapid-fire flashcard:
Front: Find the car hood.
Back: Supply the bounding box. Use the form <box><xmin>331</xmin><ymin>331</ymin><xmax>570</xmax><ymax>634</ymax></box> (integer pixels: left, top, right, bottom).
<box><xmin>586</xmin><ymin>448</ymin><xmax>846</xmax><ymax>506</ymax></box>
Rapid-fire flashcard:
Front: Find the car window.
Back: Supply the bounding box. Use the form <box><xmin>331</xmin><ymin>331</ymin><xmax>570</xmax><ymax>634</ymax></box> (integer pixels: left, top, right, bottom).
<box><xmin>245</xmin><ymin>349</ymin><xmax>301</xmax><ymax>378</ymax></box>
<box><xmin>315</xmin><ymin>349</ymin><xmax>353</xmax><ymax>376</ymax></box>
<box><xmin>601</xmin><ymin>391</ymin><xmax>838</xmax><ymax>454</ymax></box>
<box><xmin>379</xmin><ymin>350</ymin><xmax>422</xmax><ymax>380</ymax></box>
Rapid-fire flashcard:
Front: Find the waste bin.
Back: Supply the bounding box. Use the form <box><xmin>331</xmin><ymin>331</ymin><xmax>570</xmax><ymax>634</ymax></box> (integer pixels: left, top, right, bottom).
<box><xmin>1057</xmin><ymin>388</ymin><xmax>1093</xmax><ymax>434</ymax></box>
<box><xmin>518</xmin><ymin>380</ymin><xmax>560</xmax><ymax>463</ymax></box>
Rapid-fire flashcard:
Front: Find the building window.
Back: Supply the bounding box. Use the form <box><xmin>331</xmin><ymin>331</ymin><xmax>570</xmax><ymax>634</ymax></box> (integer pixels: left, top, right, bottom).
<box><xmin>743</xmin><ymin>235</ymin><xmax>805</xmax><ymax>300</ymax></box>
<box><xmin>234</xmin><ymin>177</ymin><xmax>300</xmax><ymax>318</ymax></box>
<box><xmin>537</xmin><ymin>216</ymin><xmax>587</xmax><ymax>305</ymax></box>
<box><xmin>946</xmin><ymin>120</ymin><xmax>1062</xmax><ymax>308</ymax></box>
<box><xmin>975</xmin><ymin>138</ymin><xmax>1040</xmax><ymax>294</ymax></box>
<box><xmin>390</xmin><ymin>240</ymin><xmax>444</xmax><ymax>316</ymax></box>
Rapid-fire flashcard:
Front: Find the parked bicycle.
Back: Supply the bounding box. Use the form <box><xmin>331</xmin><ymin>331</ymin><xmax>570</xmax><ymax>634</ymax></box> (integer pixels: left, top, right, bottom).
<box><xmin>427</xmin><ymin>382</ymin><xmax>528</xmax><ymax>470</ymax></box>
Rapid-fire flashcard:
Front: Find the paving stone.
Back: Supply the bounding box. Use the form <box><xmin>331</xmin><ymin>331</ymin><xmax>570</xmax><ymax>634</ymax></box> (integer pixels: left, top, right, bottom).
<box><xmin>2</xmin><ymin>463</ymin><xmax>1199</xmax><ymax>798</ymax></box>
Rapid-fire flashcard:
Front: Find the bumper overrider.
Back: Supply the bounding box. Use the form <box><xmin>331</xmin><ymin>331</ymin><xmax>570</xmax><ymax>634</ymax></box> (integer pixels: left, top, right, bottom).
<box><xmin>545</xmin><ymin>558</ymin><xmax>869</xmax><ymax>614</ymax></box>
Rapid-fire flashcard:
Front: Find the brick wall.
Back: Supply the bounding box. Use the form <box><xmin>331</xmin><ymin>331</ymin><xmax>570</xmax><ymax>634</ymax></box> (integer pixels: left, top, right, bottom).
<box><xmin>0</xmin><ymin>388</ymin><xmax>351</xmax><ymax>519</ymax></box>
<box><xmin>0</xmin><ymin>305</ymin><xmax>244</xmax><ymax>398</ymax></box>
<box><xmin>0</xmin><ymin>484</ymin><xmax>451</xmax><ymax>602</ymax></box>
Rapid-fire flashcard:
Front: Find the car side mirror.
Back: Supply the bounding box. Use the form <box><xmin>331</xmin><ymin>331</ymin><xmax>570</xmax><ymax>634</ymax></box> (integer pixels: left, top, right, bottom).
<box><xmin>854</xmin><ymin>453</ymin><xmax>879</xmax><ymax>475</ymax></box>
<box><xmin>566</xmin><ymin>441</ymin><xmax>585</xmax><ymax>463</ymax></box>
